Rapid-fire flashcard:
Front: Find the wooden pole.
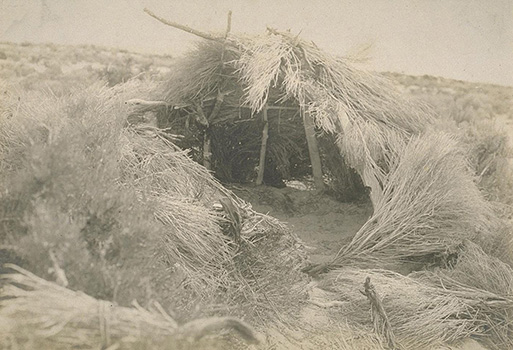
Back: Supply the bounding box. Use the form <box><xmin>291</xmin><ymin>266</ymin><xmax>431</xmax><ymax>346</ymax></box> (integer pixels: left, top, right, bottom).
<box><xmin>203</xmin><ymin>131</ymin><xmax>212</xmax><ymax>170</ymax></box>
<box><xmin>256</xmin><ymin>106</ymin><xmax>269</xmax><ymax>185</ymax></box>
<box><xmin>303</xmin><ymin>110</ymin><xmax>325</xmax><ymax>192</ymax></box>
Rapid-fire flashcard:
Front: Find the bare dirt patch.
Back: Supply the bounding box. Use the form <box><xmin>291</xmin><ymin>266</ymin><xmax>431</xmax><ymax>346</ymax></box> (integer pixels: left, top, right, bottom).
<box><xmin>229</xmin><ymin>184</ymin><xmax>372</xmax><ymax>265</ymax></box>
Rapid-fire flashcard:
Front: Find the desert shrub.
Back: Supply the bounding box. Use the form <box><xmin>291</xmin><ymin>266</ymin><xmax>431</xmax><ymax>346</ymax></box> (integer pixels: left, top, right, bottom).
<box><xmin>0</xmin><ymin>42</ymin><xmax>175</xmax><ymax>94</ymax></box>
<box><xmin>0</xmin><ymin>82</ymin><xmax>167</xmax><ymax>305</ymax></box>
<box><xmin>489</xmin><ymin>87</ymin><xmax>513</xmax><ymax>116</ymax></box>
<box><xmin>410</xmin><ymin>79</ymin><xmax>513</xmax><ymax>205</ymax></box>
<box><xmin>44</xmin><ymin>59</ymin><xmax>63</xmax><ymax>76</ymax></box>
<box><xmin>427</xmin><ymin>98</ymin><xmax>513</xmax><ymax>208</ymax></box>
<box><xmin>462</xmin><ymin>120</ymin><xmax>513</xmax><ymax>205</ymax></box>
<box><xmin>100</xmin><ymin>59</ymin><xmax>135</xmax><ymax>86</ymax></box>
<box><xmin>454</xmin><ymin>93</ymin><xmax>494</xmax><ymax>121</ymax></box>
<box><xmin>0</xmin><ymin>266</ymin><xmax>261</xmax><ymax>350</ymax></box>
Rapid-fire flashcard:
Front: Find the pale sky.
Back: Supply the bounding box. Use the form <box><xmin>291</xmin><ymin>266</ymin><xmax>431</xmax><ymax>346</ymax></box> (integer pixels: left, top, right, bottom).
<box><xmin>1</xmin><ymin>0</ymin><xmax>512</xmax><ymax>86</ymax></box>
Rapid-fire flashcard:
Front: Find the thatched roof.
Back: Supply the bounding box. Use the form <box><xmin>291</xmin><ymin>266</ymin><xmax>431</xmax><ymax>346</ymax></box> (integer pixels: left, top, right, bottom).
<box><xmin>146</xmin><ymin>21</ymin><xmax>507</xmax><ymax>295</ymax></box>
<box><xmin>152</xmin><ymin>26</ymin><xmax>437</xmax><ymax>201</ymax></box>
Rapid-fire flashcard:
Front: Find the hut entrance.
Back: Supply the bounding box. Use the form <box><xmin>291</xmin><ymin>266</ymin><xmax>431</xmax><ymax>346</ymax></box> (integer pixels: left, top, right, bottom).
<box><xmin>148</xmin><ymin>95</ymin><xmax>367</xmax><ymax>200</ymax></box>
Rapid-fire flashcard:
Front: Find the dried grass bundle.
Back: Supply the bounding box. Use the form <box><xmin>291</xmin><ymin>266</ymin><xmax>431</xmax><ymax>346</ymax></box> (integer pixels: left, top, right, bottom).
<box><xmin>119</xmin><ymin>125</ymin><xmax>231</xmax><ymax>202</ymax></box>
<box><xmin>330</xmin><ymin>132</ymin><xmax>497</xmax><ymax>268</ymax></box>
<box><xmin>233</xmin><ymin>30</ymin><xmax>432</xmax><ymax>131</ymax></box>
<box><xmin>229</xmin><ymin>213</ymin><xmax>309</xmax><ymax>321</ymax></box>
<box><xmin>160</xmin><ymin>41</ymin><xmax>230</xmax><ymax>104</ymax></box>
<box><xmin>321</xmin><ymin>265</ymin><xmax>513</xmax><ymax>349</ymax></box>
<box><xmin>235</xmin><ymin>34</ymin><xmax>296</xmax><ymax>111</ymax></box>
<box><xmin>432</xmin><ymin>241</ymin><xmax>513</xmax><ymax>296</ymax></box>
<box><xmin>153</xmin><ymin>194</ymin><xmax>235</xmax><ymax>291</ymax></box>
<box><xmin>0</xmin><ymin>265</ymin><xmax>259</xmax><ymax>350</ymax></box>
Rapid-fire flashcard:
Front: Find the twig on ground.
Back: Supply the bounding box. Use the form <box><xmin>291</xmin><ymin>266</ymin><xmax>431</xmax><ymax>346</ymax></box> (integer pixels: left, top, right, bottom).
<box><xmin>362</xmin><ymin>277</ymin><xmax>398</xmax><ymax>350</ymax></box>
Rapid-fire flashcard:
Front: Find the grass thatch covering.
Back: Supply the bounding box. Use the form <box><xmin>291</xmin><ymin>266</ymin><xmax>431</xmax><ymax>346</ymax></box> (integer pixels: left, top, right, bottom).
<box><xmin>0</xmin><ymin>79</ymin><xmax>308</xmax><ymax>325</ymax></box>
<box><xmin>118</xmin><ymin>125</ymin><xmax>235</xmax><ymax>292</ymax></box>
<box><xmin>320</xmin><ymin>243</ymin><xmax>513</xmax><ymax>349</ymax></box>
<box><xmin>0</xmin><ymin>265</ymin><xmax>260</xmax><ymax>350</ymax></box>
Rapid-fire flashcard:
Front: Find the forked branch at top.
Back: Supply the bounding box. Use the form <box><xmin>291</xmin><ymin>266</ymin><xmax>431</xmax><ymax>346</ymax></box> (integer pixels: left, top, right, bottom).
<box><xmin>144</xmin><ymin>8</ymin><xmax>229</xmax><ymax>43</ymax></box>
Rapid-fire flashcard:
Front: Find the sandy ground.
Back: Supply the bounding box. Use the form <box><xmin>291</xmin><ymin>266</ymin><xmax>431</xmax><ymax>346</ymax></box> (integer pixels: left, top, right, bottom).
<box><xmin>234</xmin><ymin>184</ymin><xmax>491</xmax><ymax>350</ymax></box>
<box><xmin>232</xmin><ymin>185</ymin><xmax>373</xmax><ymax>264</ymax></box>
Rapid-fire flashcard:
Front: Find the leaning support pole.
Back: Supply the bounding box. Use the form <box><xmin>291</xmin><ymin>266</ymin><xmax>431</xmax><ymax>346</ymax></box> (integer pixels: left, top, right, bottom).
<box><xmin>256</xmin><ymin>106</ymin><xmax>269</xmax><ymax>185</ymax></box>
<box><xmin>303</xmin><ymin>110</ymin><xmax>325</xmax><ymax>192</ymax></box>
<box><xmin>201</xmin><ymin>10</ymin><xmax>232</xmax><ymax>171</ymax></box>
<box><xmin>144</xmin><ymin>8</ymin><xmax>225</xmax><ymax>42</ymax></box>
